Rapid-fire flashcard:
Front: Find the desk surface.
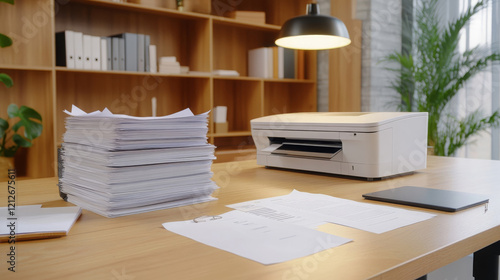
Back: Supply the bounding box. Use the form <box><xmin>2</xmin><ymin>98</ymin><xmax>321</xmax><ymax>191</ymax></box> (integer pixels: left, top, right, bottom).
<box><xmin>1</xmin><ymin>156</ymin><xmax>500</xmax><ymax>279</ymax></box>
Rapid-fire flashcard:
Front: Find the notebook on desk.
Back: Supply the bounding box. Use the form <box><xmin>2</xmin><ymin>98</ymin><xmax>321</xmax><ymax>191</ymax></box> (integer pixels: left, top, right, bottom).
<box><xmin>362</xmin><ymin>186</ymin><xmax>489</xmax><ymax>212</ymax></box>
<box><xmin>0</xmin><ymin>205</ymin><xmax>82</xmax><ymax>242</ymax></box>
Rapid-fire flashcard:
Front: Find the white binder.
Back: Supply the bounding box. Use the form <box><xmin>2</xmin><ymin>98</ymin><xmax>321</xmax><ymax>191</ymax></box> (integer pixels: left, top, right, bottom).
<box><xmin>118</xmin><ymin>38</ymin><xmax>125</xmax><ymax>71</ymax></box>
<box><xmin>100</xmin><ymin>38</ymin><xmax>107</xmax><ymax>71</ymax></box>
<box><xmin>111</xmin><ymin>37</ymin><xmax>119</xmax><ymax>71</ymax></box>
<box><xmin>82</xmin><ymin>34</ymin><xmax>92</xmax><ymax>70</ymax></box>
<box><xmin>58</xmin><ymin>30</ymin><xmax>75</xmax><ymax>68</ymax></box>
<box><xmin>91</xmin><ymin>36</ymin><xmax>101</xmax><ymax>70</ymax></box>
<box><xmin>73</xmin><ymin>32</ymin><xmax>84</xmax><ymax>69</ymax></box>
<box><xmin>149</xmin><ymin>45</ymin><xmax>157</xmax><ymax>73</ymax></box>
<box><xmin>137</xmin><ymin>34</ymin><xmax>145</xmax><ymax>72</ymax></box>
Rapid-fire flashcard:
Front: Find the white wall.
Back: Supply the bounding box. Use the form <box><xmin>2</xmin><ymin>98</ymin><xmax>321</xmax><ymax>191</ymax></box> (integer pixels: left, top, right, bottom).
<box><xmin>316</xmin><ymin>0</ymin><xmax>331</xmax><ymax>112</ymax></box>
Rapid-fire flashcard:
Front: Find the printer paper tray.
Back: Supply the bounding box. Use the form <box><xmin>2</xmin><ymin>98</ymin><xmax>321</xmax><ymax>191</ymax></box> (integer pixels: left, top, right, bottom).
<box><xmin>271</xmin><ymin>143</ymin><xmax>341</xmax><ymax>159</ymax></box>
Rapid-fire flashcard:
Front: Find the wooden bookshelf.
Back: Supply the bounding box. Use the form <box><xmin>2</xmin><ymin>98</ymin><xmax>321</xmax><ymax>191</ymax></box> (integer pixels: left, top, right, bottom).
<box><xmin>0</xmin><ymin>0</ymin><xmax>317</xmax><ymax>178</ymax></box>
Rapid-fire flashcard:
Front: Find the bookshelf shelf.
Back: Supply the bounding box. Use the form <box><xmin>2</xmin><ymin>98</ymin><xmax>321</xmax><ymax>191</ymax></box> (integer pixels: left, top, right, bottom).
<box><xmin>0</xmin><ymin>0</ymin><xmax>317</xmax><ymax>177</ymax></box>
<box><xmin>0</xmin><ymin>65</ymin><xmax>53</xmax><ymax>72</ymax></box>
<box><xmin>212</xmin><ymin>76</ymin><xmax>259</xmax><ymax>81</ymax></box>
<box><xmin>55</xmin><ymin>67</ymin><xmax>212</xmax><ymax>79</ymax></box>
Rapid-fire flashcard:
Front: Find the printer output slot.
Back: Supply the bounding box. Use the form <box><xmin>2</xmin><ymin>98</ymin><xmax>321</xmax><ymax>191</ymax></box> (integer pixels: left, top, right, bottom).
<box><xmin>269</xmin><ymin>138</ymin><xmax>342</xmax><ymax>159</ymax></box>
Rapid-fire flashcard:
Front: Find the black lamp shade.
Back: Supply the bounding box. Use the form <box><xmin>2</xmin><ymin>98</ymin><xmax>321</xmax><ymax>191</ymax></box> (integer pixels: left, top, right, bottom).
<box><xmin>275</xmin><ymin>4</ymin><xmax>351</xmax><ymax>50</ymax></box>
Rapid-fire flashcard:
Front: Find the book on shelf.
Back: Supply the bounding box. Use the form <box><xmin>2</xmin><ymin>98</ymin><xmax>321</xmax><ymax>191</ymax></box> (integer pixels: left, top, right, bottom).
<box><xmin>248</xmin><ymin>47</ymin><xmax>271</xmax><ymax>78</ymax></box>
<box><xmin>59</xmin><ymin>105</ymin><xmax>218</xmax><ymax>218</ymax></box>
<box><xmin>283</xmin><ymin>47</ymin><xmax>295</xmax><ymax>79</ymax></box>
<box><xmin>283</xmin><ymin>48</ymin><xmax>306</xmax><ymax>79</ymax></box>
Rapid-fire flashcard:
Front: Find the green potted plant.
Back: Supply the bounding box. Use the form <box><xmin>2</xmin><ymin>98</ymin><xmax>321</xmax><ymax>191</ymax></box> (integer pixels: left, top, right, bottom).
<box><xmin>384</xmin><ymin>0</ymin><xmax>500</xmax><ymax>156</ymax></box>
<box><xmin>1</xmin><ymin>0</ymin><xmax>43</xmax><ymax>177</ymax></box>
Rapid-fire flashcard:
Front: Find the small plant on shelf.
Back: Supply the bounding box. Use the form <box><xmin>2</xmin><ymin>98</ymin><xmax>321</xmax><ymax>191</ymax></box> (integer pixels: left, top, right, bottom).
<box><xmin>0</xmin><ymin>104</ymin><xmax>43</xmax><ymax>157</ymax></box>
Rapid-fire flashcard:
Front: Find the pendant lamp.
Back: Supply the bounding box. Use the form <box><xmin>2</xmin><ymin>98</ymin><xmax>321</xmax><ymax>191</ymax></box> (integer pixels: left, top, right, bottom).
<box><xmin>275</xmin><ymin>3</ymin><xmax>351</xmax><ymax>50</ymax></box>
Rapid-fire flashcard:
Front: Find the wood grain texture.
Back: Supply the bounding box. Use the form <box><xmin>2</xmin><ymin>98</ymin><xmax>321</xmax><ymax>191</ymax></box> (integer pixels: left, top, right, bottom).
<box><xmin>329</xmin><ymin>0</ymin><xmax>362</xmax><ymax>112</ymax></box>
<box><xmin>213</xmin><ymin>79</ymin><xmax>262</xmax><ymax>132</ymax></box>
<box><xmin>0</xmin><ymin>69</ymin><xmax>55</xmax><ymax>178</ymax></box>
<box><xmin>264</xmin><ymin>81</ymin><xmax>317</xmax><ymax>115</ymax></box>
<box><xmin>0</xmin><ymin>0</ymin><xmax>53</xmax><ymax>67</ymax></box>
<box><xmin>0</xmin><ymin>156</ymin><xmax>499</xmax><ymax>279</ymax></box>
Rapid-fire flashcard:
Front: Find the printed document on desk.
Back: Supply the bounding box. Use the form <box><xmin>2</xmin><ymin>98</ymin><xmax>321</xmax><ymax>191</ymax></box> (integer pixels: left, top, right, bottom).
<box><xmin>228</xmin><ymin>190</ymin><xmax>436</xmax><ymax>234</ymax></box>
<box><xmin>162</xmin><ymin>210</ymin><xmax>351</xmax><ymax>265</ymax></box>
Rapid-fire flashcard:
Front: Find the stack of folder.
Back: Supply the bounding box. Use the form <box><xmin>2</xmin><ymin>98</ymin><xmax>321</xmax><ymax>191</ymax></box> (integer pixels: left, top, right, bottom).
<box><xmin>56</xmin><ymin>30</ymin><xmax>156</xmax><ymax>72</ymax></box>
<box><xmin>59</xmin><ymin>105</ymin><xmax>218</xmax><ymax>218</ymax></box>
<box><xmin>248</xmin><ymin>46</ymin><xmax>304</xmax><ymax>79</ymax></box>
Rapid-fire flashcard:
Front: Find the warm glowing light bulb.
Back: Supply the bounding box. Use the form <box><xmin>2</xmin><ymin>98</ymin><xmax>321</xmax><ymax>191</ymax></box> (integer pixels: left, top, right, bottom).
<box><xmin>275</xmin><ymin>35</ymin><xmax>351</xmax><ymax>50</ymax></box>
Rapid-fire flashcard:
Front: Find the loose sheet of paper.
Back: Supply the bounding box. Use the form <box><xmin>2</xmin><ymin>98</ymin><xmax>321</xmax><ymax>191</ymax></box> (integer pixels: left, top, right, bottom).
<box><xmin>228</xmin><ymin>190</ymin><xmax>436</xmax><ymax>234</ymax></box>
<box><xmin>162</xmin><ymin>210</ymin><xmax>352</xmax><ymax>265</ymax></box>
<box><xmin>64</xmin><ymin>104</ymin><xmax>197</xmax><ymax>120</ymax></box>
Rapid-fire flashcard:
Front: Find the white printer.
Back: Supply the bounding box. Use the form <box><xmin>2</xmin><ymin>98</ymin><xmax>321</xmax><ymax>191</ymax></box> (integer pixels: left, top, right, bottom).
<box><xmin>251</xmin><ymin>112</ymin><xmax>428</xmax><ymax>179</ymax></box>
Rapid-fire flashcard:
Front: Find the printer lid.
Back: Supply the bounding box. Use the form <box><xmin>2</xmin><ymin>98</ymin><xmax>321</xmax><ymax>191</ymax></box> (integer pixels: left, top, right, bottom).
<box><xmin>251</xmin><ymin>112</ymin><xmax>427</xmax><ymax>131</ymax></box>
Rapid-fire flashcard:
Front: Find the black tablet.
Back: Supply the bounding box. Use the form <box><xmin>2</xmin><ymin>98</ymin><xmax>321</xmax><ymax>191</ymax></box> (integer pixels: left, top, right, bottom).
<box><xmin>362</xmin><ymin>186</ymin><xmax>489</xmax><ymax>212</ymax></box>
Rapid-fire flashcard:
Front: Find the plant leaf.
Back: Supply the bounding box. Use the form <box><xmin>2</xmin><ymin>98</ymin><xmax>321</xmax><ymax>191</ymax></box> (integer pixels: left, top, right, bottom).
<box><xmin>13</xmin><ymin>133</ymin><xmax>32</xmax><ymax>148</ymax></box>
<box><xmin>0</xmin><ymin>0</ymin><xmax>15</xmax><ymax>5</ymax></box>
<box><xmin>7</xmin><ymin>104</ymin><xmax>18</xmax><ymax>118</ymax></box>
<box><xmin>0</xmin><ymin>118</ymin><xmax>8</xmax><ymax>138</ymax></box>
<box><xmin>0</xmin><ymin>73</ymin><xmax>13</xmax><ymax>88</ymax></box>
<box><xmin>11</xmin><ymin>106</ymin><xmax>43</xmax><ymax>140</ymax></box>
<box><xmin>0</xmin><ymin>33</ymin><xmax>12</xmax><ymax>48</ymax></box>
<box><xmin>382</xmin><ymin>0</ymin><xmax>500</xmax><ymax>154</ymax></box>
<box><xmin>18</xmin><ymin>106</ymin><xmax>42</xmax><ymax>121</ymax></box>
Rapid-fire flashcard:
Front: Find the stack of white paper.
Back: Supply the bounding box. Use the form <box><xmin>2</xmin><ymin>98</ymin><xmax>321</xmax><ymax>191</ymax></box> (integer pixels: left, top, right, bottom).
<box><xmin>158</xmin><ymin>56</ymin><xmax>181</xmax><ymax>74</ymax></box>
<box><xmin>60</xmin><ymin>105</ymin><xmax>218</xmax><ymax>218</ymax></box>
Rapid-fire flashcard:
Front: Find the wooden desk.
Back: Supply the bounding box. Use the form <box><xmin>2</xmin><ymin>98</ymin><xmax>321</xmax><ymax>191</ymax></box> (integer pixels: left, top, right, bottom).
<box><xmin>1</xmin><ymin>156</ymin><xmax>499</xmax><ymax>279</ymax></box>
